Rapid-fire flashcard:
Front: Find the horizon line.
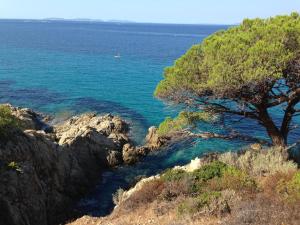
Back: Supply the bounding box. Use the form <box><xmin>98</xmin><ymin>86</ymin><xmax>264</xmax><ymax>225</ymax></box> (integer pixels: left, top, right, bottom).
<box><xmin>0</xmin><ymin>17</ymin><xmax>234</xmax><ymax>26</ymax></box>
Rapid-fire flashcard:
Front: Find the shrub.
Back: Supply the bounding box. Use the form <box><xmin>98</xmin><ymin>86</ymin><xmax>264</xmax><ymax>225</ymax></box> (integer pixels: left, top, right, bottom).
<box><xmin>219</xmin><ymin>148</ymin><xmax>297</xmax><ymax>176</ymax></box>
<box><xmin>196</xmin><ymin>191</ymin><xmax>222</xmax><ymax>208</ymax></box>
<box><xmin>177</xmin><ymin>198</ymin><xmax>198</xmax><ymax>215</ymax></box>
<box><xmin>218</xmin><ymin>151</ymin><xmax>239</xmax><ymax>167</ymax></box>
<box><xmin>208</xmin><ymin>166</ymin><xmax>257</xmax><ymax>193</ymax></box>
<box><xmin>121</xmin><ymin>179</ymin><xmax>165</xmax><ymax>211</ymax></box>
<box><xmin>277</xmin><ymin>171</ymin><xmax>300</xmax><ymax>203</ymax></box>
<box><xmin>160</xmin><ymin>179</ymin><xmax>192</xmax><ymax>201</ymax></box>
<box><xmin>177</xmin><ymin>191</ymin><xmax>223</xmax><ymax>216</ymax></box>
<box><xmin>0</xmin><ymin>105</ymin><xmax>21</xmax><ymax>138</ymax></box>
<box><xmin>263</xmin><ymin>172</ymin><xmax>294</xmax><ymax>199</ymax></box>
<box><xmin>191</xmin><ymin>161</ymin><xmax>227</xmax><ymax>182</ymax></box>
<box><xmin>252</xmin><ymin>148</ymin><xmax>297</xmax><ymax>175</ymax></box>
<box><xmin>161</xmin><ymin>169</ymin><xmax>188</xmax><ymax>182</ymax></box>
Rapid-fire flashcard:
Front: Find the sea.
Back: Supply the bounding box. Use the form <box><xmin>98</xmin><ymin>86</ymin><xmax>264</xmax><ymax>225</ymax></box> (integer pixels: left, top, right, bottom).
<box><xmin>0</xmin><ymin>20</ymin><xmax>298</xmax><ymax>216</ymax></box>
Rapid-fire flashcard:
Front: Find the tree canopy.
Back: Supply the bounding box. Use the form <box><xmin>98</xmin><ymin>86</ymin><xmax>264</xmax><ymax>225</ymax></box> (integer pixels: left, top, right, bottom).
<box><xmin>155</xmin><ymin>13</ymin><xmax>300</xmax><ymax>147</ymax></box>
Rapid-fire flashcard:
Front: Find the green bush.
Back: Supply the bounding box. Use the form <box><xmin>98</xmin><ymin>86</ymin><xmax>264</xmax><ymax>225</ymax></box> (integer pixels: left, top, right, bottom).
<box><xmin>161</xmin><ymin>169</ymin><xmax>187</xmax><ymax>182</ymax></box>
<box><xmin>162</xmin><ymin>161</ymin><xmax>228</xmax><ymax>182</ymax></box>
<box><xmin>161</xmin><ymin>162</ymin><xmax>257</xmax><ymax>194</ymax></box>
<box><xmin>0</xmin><ymin>105</ymin><xmax>21</xmax><ymax>138</ymax></box>
<box><xmin>208</xmin><ymin>166</ymin><xmax>257</xmax><ymax>192</ymax></box>
<box><xmin>196</xmin><ymin>191</ymin><xmax>222</xmax><ymax>208</ymax></box>
<box><xmin>191</xmin><ymin>161</ymin><xmax>227</xmax><ymax>182</ymax></box>
<box><xmin>177</xmin><ymin>191</ymin><xmax>221</xmax><ymax>216</ymax></box>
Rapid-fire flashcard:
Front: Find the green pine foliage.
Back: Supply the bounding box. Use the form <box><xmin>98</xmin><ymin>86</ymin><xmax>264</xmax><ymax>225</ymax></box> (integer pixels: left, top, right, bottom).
<box><xmin>154</xmin><ymin>13</ymin><xmax>300</xmax><ymax>146</ymax></box>
<box><xmin>155</xmin><ymin>12</ymin><xmax>300</xmax><ymax>100</ymax></box>
<box><xmin>157</xmin><ymin>111</ymin><xmax>214</xmax><ymax>136</ymax></box>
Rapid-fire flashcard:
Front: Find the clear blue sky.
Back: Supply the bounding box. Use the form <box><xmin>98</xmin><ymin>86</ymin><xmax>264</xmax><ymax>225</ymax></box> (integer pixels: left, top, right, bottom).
<box><xmin>1</xmin><ymin>0</ymin><xmax>299</xmax><ymax>24</ymax></box>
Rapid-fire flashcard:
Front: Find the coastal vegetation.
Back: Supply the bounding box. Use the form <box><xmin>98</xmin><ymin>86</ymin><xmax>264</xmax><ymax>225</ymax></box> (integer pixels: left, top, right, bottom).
<box><xmin>157</xmin><ymin>111</ymin><xmax>214</xmax><ymax>136</ymax></box>
<box><xmin>155</xmin><ymin>13</ymin><xmax>300</xmax><ymax>147</ymax></box>
<box><xmin>90</xmin><ymin>147</ymin><xmax>300</xmax><ymax>225</ymax></box>
<box><xmin>0</xmin><ymin>105</ymin><xmax>21</xmax><ymax>138</ymax></box>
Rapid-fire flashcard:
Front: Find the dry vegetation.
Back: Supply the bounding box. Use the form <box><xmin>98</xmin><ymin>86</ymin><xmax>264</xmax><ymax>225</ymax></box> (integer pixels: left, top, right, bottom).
<box><xmin>69</xmin><ymin>147</ymin><xmax>300</xmax><ymax>225</ymax></box>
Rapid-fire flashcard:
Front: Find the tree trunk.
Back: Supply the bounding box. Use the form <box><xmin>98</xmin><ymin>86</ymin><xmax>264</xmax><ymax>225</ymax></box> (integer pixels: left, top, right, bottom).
<box><xmin>280</xmin><ymin>97</ymin><xmax>299</xmax><ymax>142</ymax></box>
<box><xmin>267</xmin><ymin>129</ymin><xmax>286</xmax><ymax>147</ymax></box>
<box><xmin>258</xmin><ymin>106</ymin><xmax>286</xmax><ymax>147</ymax></box>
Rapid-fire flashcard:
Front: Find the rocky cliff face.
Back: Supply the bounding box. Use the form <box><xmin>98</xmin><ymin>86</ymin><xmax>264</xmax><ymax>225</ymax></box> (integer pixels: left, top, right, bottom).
<box><xmin>0</xmin><ymin>105</ymin><xmax>159</xmax><ymax>225</ymax></box>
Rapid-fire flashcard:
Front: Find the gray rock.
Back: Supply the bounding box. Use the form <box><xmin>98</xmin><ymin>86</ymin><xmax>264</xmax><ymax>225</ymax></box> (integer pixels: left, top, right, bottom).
<box><xmin>0</xmin><ymin>108</ymin><xmax>133</xmax><ymax>225</ymax></box>
<box><xmin>122</xmin><ymin>143</ymin><xmax>139</xmax><ymax>164</ymax></box>
<box><xmin>107</xmin><ymin>150</ymin><xmax>123</xmax><ymax>167</ymax></box>
<box><xmin>5</xmin><ymin>103</ymin><xmax>49</xmax><ymax>131</ymax></box>
<box><xmin>0</xmin><ymin>106</ymin><xmax>170</xmax><ymax>225</ymax></box>
<box><xmin>145</xmin><ymin>126</ymin><xmax>169</xmax><ymax>150</ymax></box>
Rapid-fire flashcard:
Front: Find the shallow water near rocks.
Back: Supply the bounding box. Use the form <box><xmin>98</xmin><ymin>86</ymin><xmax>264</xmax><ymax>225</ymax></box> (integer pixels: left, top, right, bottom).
<box><xmin>0</xmin><ymin>20</ymin><xmax>299</xmax><ymax>217</ymax></box>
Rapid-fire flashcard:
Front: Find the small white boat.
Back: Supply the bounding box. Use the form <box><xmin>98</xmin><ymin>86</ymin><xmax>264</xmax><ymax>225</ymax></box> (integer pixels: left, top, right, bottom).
<box><xmin>114</xmin><ymin>53</ymin><xmax>121</xmax><ymax>58</ymax></box>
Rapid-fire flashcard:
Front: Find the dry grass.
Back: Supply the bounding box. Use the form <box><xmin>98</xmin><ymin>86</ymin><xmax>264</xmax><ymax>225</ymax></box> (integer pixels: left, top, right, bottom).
<box><xmin>68</xmin><ymin>147</ymin><xmax>300</xmax><ymax>225</ymax></box>
<box><xmin>222</xmin><ymin>194</ymin><xmax>300</xmax><ymax>225</ymax></box>
<box><xmin>219</xmin><ymin>147</ymin><xmax>297</xmax><ymax>176</ymax></box>
<box><xmin>69</xmin><ymin>200</ymin><xmax>221</xmax><ymax>225</ymax></box>
<box><xmin>117</xmin><ymin>179</ymin><xmax>165</xmax><ymax>212</ymax></box>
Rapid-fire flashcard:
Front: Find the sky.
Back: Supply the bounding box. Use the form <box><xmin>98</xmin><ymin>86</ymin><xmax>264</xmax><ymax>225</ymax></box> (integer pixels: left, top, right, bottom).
<box><xmin>0</xmin><ymin>0</ymin><xmax>300</xmax><ymax>24</ymax></box>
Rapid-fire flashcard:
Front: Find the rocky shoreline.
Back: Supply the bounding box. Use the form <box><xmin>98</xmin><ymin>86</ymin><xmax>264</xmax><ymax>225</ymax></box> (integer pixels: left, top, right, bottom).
<box><xmin>0</xmin><ymin>104</ymin><xmax>168</xmax><ymax>225</ymax></box>
<box><xmin>1</xmin><ymin>104</ymin><xmax>300</xmax><ymax>225</ymax></box>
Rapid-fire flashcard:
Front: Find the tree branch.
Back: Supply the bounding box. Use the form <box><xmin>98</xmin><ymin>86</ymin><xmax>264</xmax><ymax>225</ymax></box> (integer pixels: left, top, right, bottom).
<box><xmin>180</xmin><ymin>130</ymin><xmax>270</xmax><ymax>145</ymax></box>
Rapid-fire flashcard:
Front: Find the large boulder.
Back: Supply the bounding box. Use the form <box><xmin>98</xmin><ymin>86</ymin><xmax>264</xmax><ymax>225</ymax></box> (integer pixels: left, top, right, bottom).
<box><xmin>54</xmin><ymin>113</ymin><xmax>129</xmax><ymax>143</ymax></box>
<box><xmin>54</xmin><ymin>113</ymin><xmax>131</xmax><ymax>168</ymax></box>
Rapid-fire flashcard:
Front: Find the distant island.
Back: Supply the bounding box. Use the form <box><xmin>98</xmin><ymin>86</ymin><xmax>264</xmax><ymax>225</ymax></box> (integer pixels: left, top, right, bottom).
<box><xmin>0</xmin><ymin>18</ymin><xmax>137</xmax><ymax>24</ymax></box>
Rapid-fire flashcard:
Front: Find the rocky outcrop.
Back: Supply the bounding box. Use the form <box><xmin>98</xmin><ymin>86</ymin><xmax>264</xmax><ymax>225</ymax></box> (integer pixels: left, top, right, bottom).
<box><xmin>145</xmin><ymin>126</ymin><xmax>169</xmax><ymax>149</ymax></box>
<box><xmin>0</xmin><ymin>106</ymin><xmax>137</xmax><ymax>225</ymax></box>
<box><xmin>54</xmin><ymin>113</ymin><xmax>130</xmax><ymax>167</ymax></box>
<box><xmin>6</xmin><ymin>104</ymin><xmax>50</xmax><ymax>130</ymax></box>
<box><xmin>0</xmin><ymin>104</ymin><xmax>176</xmax><ymax>225</ymax></box>
<box><xmin>54</xmin><ymin>113</ymin><xmax>129</xmax><ymax>146</ymax></box>
<box><xmin>121</xmin><ymin>126</ymin><xmax>171</xmax><ymax>164</ymax></box>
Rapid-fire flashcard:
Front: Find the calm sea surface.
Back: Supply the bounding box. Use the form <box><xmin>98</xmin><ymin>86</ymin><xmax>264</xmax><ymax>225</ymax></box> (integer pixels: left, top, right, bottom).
<box><xmin>0</xmin><ymin>20</ymin><xmax>298</xmax><ymax>216</ymax></box>
<box><xmin>0</xmin><ymin>21</ymin><xmax>225</xmax><ymax>127</ymax></box>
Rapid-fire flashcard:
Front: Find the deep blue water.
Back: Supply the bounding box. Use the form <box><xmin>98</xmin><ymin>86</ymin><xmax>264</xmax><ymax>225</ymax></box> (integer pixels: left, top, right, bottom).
<box><xmin>0</xmin><ymin>20</ymin><xmax>299</xmax><ymax>217</ymax></box>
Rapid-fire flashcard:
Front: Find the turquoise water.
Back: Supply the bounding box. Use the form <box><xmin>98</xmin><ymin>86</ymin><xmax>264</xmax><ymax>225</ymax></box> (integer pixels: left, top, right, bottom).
<box><xmin>0</xmin><ymin>20</ymin><xmax>299</xmax><ymax>217</ymax></box>
<box><xmin>0</xmin><ymin>20</ymin><xmax>229</xmax><ymax>141</ymax></box>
